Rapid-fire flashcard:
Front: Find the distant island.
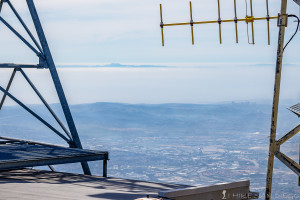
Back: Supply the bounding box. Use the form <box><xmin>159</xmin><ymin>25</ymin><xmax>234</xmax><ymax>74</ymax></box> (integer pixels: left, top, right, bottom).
<box><xmin>57</xmin><ymin>63</ymin><xmax>169</xmax><ymax>68</ymax></box>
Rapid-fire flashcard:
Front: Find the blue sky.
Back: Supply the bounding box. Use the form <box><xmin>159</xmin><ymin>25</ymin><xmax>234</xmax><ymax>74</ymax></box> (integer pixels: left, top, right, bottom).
<box><xmin>0</xmin><ymin>0</ymin><xmax>299</xmax><ymax>105</ymax></box>
<box><xmin>0</xmin><ymin>0</ymin><xmax>299</xmax><ymax>64</ymax></box>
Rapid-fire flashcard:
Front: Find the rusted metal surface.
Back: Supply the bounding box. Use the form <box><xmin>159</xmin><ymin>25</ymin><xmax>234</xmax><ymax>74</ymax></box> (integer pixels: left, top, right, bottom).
<box><xmin>274</xmin><ymin>151</ymin><xmax>300</xmax><ymax>176</ymax></box>
<box><xmin>265</xmin><ymin>0</ymin><xmax>287</xmax><ymax>199</ymax></box>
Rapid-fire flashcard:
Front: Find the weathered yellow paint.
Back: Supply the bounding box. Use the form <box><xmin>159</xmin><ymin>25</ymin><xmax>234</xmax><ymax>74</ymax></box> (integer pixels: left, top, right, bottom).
<box><xmin>265</xmin><ymin>0</ymin><xmax>288</xmax><ymax>199</ymax></box>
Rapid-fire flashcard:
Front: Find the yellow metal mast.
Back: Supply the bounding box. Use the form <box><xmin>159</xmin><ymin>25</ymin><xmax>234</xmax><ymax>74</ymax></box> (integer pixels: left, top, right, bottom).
<box><xmin>234</xmin><ymin>0</ymin><xmax>238</xmax><ymax>43</ymax></box>
<box><xmin>265</xmin><ymin>0</ymin><xmax>288</xmax><ymax>199</ymax></box>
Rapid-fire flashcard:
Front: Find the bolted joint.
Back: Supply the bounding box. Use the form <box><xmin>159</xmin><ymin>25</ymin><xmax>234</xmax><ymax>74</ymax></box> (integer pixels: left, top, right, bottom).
<box><xmin>274</xmin><ymin>143</ymin><xmax>280</xmax><ymax>153</ymax></box>
<box><xmin>269</xmin><ymin>139</ymin><xmax>281</xmax><ymax>153</ymax></box>
<box><xmin>160</xmin><ymin>22</ymin><xmax>164</xmax><ymax>28</ymax></box>
<box><xmin>245</xmin><ymin>15</ymin><xmax>254</xmax><ymax>24</ymax></box>
<box><xmin>39</xmin><ymin>57</ymin><xmax>48</xmax><ymax>69</ymax></box>
<box><xmin>190</xmin><ymin>20</ymin><xmax>194</xmax><ymax>26</ymax></box>
<box><xmin>37</xmin><ymin>52</ymin><xmax>46</xmax><ymax>60</ymax></box>
<box><xmin>68</xmin><ymin>141</ymin><xmax>76</xmax><ymax>148</ymax></box>
<box><xmin>277</xmin><ymin>13</ymin><xmax>288</xmax><ymax>27</ymax></box>
<box><xmin>218</xmin><ymin>18</ymin><xmax>221</xmax><ymax>24</ymax></box>
<box><xmin>266</xmin><ymin>15</ymin><xmax>270</xmax><ymax>21</ymax></box>
<box><xmin>104</xmin><ymin>153</ymin><xmax>109</xmax><ymax>160</ymax></box>
<box><xmin>234</xmin><ymin>17</ymin><xmax>238</xmax><ymax>23</ymax></box>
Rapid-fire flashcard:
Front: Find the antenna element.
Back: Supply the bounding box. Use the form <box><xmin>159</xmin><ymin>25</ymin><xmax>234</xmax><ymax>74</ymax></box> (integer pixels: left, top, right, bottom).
<box><xmin>160</xmin><ymin>0</ymin><xmax>278</xmax><ymax>46</ymax></box>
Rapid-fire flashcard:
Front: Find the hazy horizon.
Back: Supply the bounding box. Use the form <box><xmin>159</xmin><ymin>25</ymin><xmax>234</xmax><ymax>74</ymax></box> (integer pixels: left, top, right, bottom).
<box><xmin>0</xmin><ymin>63</ymin><xmax>300</xmax><ymax>106</ymax></box>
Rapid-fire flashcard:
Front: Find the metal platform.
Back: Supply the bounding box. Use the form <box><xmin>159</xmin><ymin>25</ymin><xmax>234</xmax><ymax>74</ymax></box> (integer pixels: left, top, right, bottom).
<box><xmin>0</xmin><ymin>137</ymin><xmax>109</xmax><ymax>177</ymax></box>
<box><xmin>287</xmin><ymin>103</ymin><xmax>300</xmax><ymax>117</ymax></box>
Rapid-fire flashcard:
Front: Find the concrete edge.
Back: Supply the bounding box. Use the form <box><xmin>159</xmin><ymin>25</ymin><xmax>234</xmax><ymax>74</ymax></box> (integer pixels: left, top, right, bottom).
<box><xmin>158</xmin><ymin>180</ymin><xmax>250</xmax><ymax>198</ymax></box>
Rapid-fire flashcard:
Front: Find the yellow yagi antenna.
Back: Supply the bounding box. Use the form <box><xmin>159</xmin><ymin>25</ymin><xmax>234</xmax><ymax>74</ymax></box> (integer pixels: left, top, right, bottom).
<box><xmin>160</xmin><ymin>4</ymin><xmax>164</xmax><ymax>47</ymax></box>
<box><xmin>234</xmin><ymin>0</ymin><xmax>238</xmax><ymax>43</ymax></box>
<box><xmin>250</xmin><ymin>0</ymin><xmax>255</xmax><ymax>44</ymax></box>
<box><xmin>190</xmin><ymin>1</ymin><xmax>194</xmax><ymax>45</ymax></box>
<box><xmin>266</xmin><ymin>0</ymin><xmax>271</xmax><ymax>45</ymax></box>
<box><xmin>160</xmin><ymin>0</ymin><xmax>278</xmax><ymax>46</ymax></box>
<box><xmin>217</xmin><ymin>0</ymin><xmax>222</xmax><ymax>44</ymax></box>
<box><xmin>245</xmin><ymin>0</ymin><xmax>255</xmax><ymax>44</ymax></box>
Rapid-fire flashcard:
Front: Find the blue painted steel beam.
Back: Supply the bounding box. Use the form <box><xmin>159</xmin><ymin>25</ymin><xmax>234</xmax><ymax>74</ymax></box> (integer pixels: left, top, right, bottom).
<box><xmin>0</xmin><ymin>86</ymin><xmax>71</xmax><ymax>144</ymax></box>
<box><xmin>0</xmin><ymin>16</ymin><xmax>42</xmax><ymax>58</ymax></box>
<box><xmin>48</xmin><ymin>165</ymin><xmax>56</xmax><ymax>172</ymax></box>
<box><xmin>0</xmin><ymin>151</ymin><xmax>108</xmax><ymax>172</ymax></box>
<box><xmin>19</xmin><ymin>69</ymin><xmax>73</xmax><ymax>140</ymax></box>
<box><xmin>26</xmin><ymin>0</ymin><xmax>91</xmax><ymax>175</ymax></box>
<box><xmin>0</xmin><ymin>63</ymin><xmax>45</xmax><ymax>68</ymax></box>
<box><xmin>0</xmin><ymin>68</ymin><xmax>16</xmax><ymax>110</ymax></box>
<box><xmin>6</xmin><ymin>0</ymin><xmax>44</xmax><ymax>54</ymax></box>
<box><xmin>0</xmin><ymin>136</ymin><xmax>68</xmax><ymax>148</ymax></box>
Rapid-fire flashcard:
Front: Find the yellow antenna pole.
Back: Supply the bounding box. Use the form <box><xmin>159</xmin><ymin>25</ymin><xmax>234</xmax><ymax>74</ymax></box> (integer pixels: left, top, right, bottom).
<box><xmin>265</xmin><ymin>0</ymin><xmax>288</xmax><ymax>198</ymax></box>
<box><xmin>234</xmin><ymin>0</ymin><xmax>238</xmax><ymax>43</ymax></box>
<box><xmin>190</xmin><ymin>1</ymin><xmax>194</xmax><ymax>45</ymax></box>
<box><xmin>250</xmin><ymin>0</ymin><xmax>255</xmax><ymax>44</ymax></box>
<box><xmin>266</xmin><ymin>0</ymin><xmax>271</xmax><ymax>45</ymax></box>
<box><xmin>217</xmin><ymin>0</ymin><xmax>222</xmax><ymax>44</ymax></box>
<box><xmin>160</xmin><ymin>4</ymin><xmax>164</xmax><ymax>47</ymax></box>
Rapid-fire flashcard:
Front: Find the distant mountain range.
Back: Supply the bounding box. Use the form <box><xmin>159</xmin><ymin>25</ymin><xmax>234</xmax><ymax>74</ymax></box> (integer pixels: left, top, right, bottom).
<box><xmin>0</xmin><ymin>102</ymin><xmax>298</xmax><ymax>140</ymax></box>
